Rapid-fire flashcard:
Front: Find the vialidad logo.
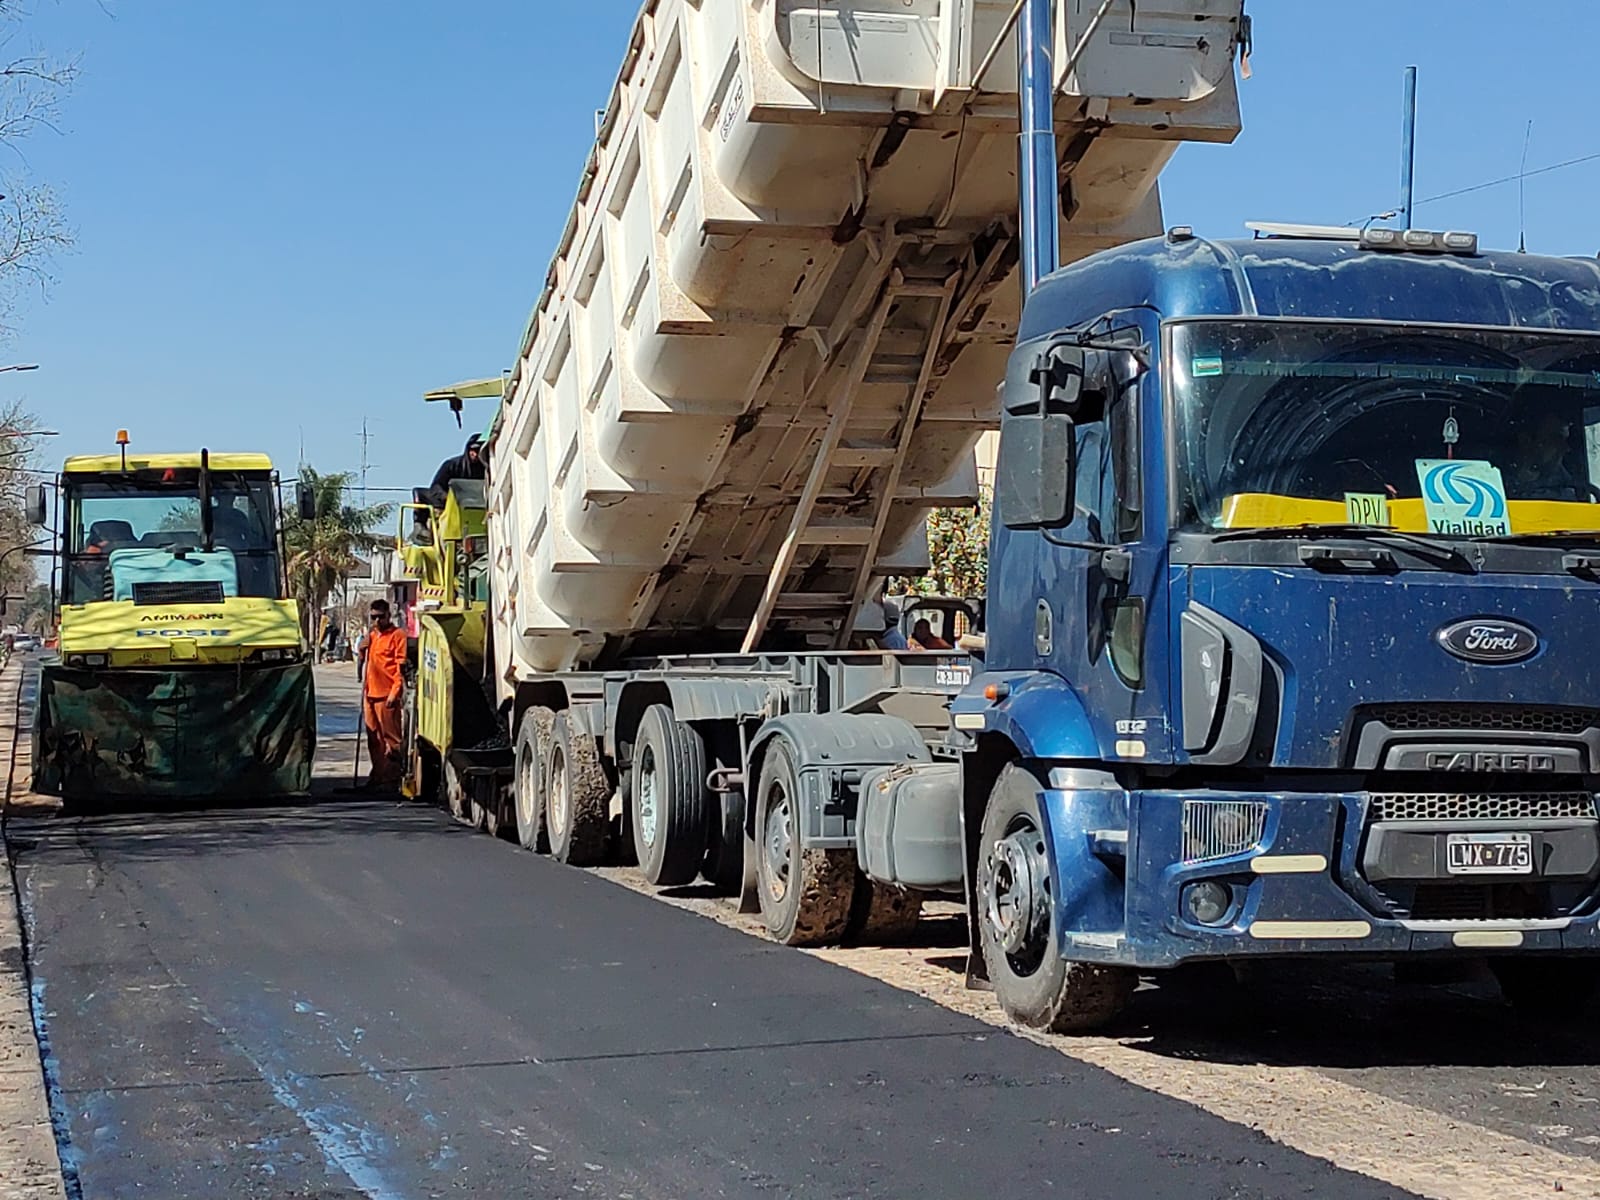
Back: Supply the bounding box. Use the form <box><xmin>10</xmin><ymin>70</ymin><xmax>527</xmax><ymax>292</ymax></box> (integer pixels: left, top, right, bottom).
<box><xmin>1415</xmin><ymin>459</ymin><xmax>1510</xmax><ymax>536</ymax></box>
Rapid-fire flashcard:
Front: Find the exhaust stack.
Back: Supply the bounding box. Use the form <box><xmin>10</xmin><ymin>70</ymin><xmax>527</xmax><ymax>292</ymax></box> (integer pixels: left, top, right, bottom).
<box><xmin>1017</xmin><ymin>0</ymin><xmax>1059</xmax><ymax>296</ymax></box>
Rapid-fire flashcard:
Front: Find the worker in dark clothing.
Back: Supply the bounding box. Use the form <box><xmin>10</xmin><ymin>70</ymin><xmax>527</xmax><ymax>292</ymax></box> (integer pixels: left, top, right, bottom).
<box><xmin>413</xmin><ymin>434</ymin><xmax>487</xmax><ymax>542</ymax></box>
<box><xmin>426</xmin><ymin>434</ymin><xmax>486</xmax><ymax>507</ymax></box>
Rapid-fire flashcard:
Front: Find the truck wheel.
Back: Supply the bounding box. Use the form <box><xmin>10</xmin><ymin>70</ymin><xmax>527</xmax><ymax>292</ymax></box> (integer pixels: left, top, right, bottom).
<box><xmin>977</xmin><ymin>764</ymin><xmax>1134</xmax><ymax>1033</ymax></box>
<box><xmin>441</xmin><ymin>761</ymin><xmax>471</xmax><ymax>824</ymax></box>
<box><xmin>470</xmin><ymin>778</ymin><xmax>504</xmax><ymax>838</ymax></box>
<box><xmin>701</xmin><ymin>791</ymin><xmax>745</xmax><ymax>896</ymax></box>
<box><xmin>755</xmin><ymin>740</ymin><xmax>854</xmax><ymax>946</ymax></box>
<box><xmin>847</xmin><ymin>879</ymin><xmax>924</xmax><ymax>944</ymax></box>
<box><xmin>545</xmin><ymin>711</ymin><xmax>611</xmax><ymax>866</ymax></box>
<box><xmin>513</xmin><ymin>707</ymin><xmax>554</xmax><ymax>852</ymax></box>
<box><xmin>1492</xmin><ymin>958</ymin><xmax>1600</xmax><ymax>1017</ymax></box>
<box><xmin>700</xmin><ymin>726</ymin><xmax>745</xmax><ymax>894</ymax></box>
<box><xmin>630</xmin><ymin>704</ymin><xmax>709</xmax><ymax>887</ymax></box>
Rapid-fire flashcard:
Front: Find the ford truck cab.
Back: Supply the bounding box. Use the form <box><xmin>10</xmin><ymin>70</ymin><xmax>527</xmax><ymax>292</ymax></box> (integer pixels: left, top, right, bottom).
<box><xmin>962</xmin><ymin>225</ymin><xmax>1600</xmax><ymax>1029</ymax></box>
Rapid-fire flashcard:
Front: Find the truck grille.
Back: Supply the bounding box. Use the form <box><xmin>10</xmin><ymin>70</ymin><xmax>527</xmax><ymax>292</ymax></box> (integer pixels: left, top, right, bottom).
<box><xmin>1369</xmin><ymin>791</ymin><xmax>1596</xmax><ymax>823</ymax></box>
<box><xmin>131</xmin><ymin>581</ymin><xmax>225</xmax><ymax>606</ymax></box>
<box><xmin>1363</xmin><ymin>703</ymin><xmax>1599</xmax><ymax>736</ymax></box>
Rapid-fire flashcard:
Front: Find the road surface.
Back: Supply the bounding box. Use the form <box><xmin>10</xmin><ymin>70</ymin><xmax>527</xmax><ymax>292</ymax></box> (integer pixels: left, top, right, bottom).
<box><xmin>9</xmin><ymin>664</ymin><xmax>1600</xmax><ymax>1198</ymax></box>
<box><xmin>1</xmin><ymin>665</ymin><xmax>1410</xmax><ymax>1199</ymax></box>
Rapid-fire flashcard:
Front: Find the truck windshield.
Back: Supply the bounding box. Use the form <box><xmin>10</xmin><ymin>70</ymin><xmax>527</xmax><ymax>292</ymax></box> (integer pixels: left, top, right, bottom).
<box><xmin>1168</xmin><ymin>320</ymin><xmax>1600</xmax><ymax>537</ymax></box>
<box><xmin>63</xmin><ymin>472</ymin><xmax>282</xmax><ymax>604</ymax></box>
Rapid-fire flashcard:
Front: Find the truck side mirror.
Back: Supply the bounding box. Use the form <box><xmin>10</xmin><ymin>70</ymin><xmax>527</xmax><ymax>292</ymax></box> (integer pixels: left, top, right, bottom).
<box><xmin>23</xmin><ymin>484</ymin><xmax>46</xmax><ymax>527</ymax></box>
<box><xmin>296</xmin><ymin>483</ymin><xmax>317</xmax><ymax>521</ymax></box>
<box><xmin>997</xmin><ymin>412</ymin><xmax>1076</xmax><ymax>529</ymax></box>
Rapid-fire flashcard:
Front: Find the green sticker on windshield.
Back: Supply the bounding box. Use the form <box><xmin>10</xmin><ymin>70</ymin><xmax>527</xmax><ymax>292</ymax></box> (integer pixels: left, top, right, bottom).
<box><xmin>1344</xmin><ymin>493</ymin><xmax>1389</xmax><ymax>526</ymax></box>
<box><xmin>1192</xmin><ymin>355</ymin><xmax>1223</xmax><ymax>377</ymax></box>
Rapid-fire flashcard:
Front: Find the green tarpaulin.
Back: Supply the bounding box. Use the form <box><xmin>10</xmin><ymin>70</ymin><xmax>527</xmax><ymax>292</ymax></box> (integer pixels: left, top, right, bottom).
<box><xmin>32</xmin><ymin>662</ymin><xmax>316</xmax><ymax>799</ymax></box>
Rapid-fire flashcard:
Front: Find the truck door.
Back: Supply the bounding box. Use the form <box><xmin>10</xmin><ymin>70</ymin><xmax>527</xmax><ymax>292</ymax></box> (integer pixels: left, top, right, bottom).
<box><xmin>1002</xmin><ymin>308</ymin><xmax>1171</xmax><ymax>763</ymax></box>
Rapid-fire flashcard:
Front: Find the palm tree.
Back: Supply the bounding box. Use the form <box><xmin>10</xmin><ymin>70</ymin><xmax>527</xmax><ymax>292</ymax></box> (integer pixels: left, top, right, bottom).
<box><xmin>283</xmin><ymin>467</ymin><xmax>392</xmax><ymax>644</ymax></box>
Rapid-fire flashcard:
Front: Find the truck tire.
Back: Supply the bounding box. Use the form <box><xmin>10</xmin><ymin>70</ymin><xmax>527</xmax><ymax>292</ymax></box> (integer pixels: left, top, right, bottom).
<box><xmin>847</xmin><ymin>878</ymin><xmax>924</xmax><ymax>944</ymax></box>
<box><xmin>701</xmin><ymin>791</ymin><xmax>745</xmax><ymax>896</ymax></box>
<box><xmin>441</xmin><ymin>759</ymin><xmax>471</xmax><ymax>824</ymax></box>
<box><xmin>513</xmin><ymin>707</ymin><xmax>555</xmax><ymax>852</ymax></box>
<box><xmin>701</xmin><ymin>726</ymin><xmax>745</xmax><ymax>895</ymax></box>
<box><xmin>630</xmin><ymin>704</ymin><xmax>709</xmax><ymax>887</ymax></box>
<box><xmin>469</xmin><ymin>778</ymin><xmax>505</xmax><ymax>839</ymax></box>
<box><xmin>976</xmin><ymin>764</ymin><xmax>1134</xmax><ymax>1034</ymax></box>
<box><xmin>1492</xmin><ymin>958</ymin><xmax>1600</xmax><ymax>1017</ymax></box>
<box><xmin>545</xmin><ymin>711</ymin><xmax>611</xmax><ymax>866</ymax></box>
<box><xmin>754</xmin><ymin>740</ymin><xmax>854</xmax><ymax>946</ymax></box>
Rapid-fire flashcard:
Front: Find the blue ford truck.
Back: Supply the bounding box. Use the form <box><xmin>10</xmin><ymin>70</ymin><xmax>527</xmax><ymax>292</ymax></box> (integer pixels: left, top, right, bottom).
<box><xmin>443</xmin><ymin>0</ymin><xmax>1600</xmax><ymax>1034</ymax></box>
<box><xmin>953</xmin><ymin>222</ymin><xmax>1600</xmax><ymax>1029</ymax></box>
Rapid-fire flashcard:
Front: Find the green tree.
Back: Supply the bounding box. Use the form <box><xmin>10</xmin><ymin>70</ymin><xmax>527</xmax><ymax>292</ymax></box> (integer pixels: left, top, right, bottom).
<box><xmin>283</xmin><ymin>467</ymin><xmax>391</xmax><ymax>642</ymax></box>
<box><xmin>0</xmin><ymin>3</ymin><xmax>76</xmax><ymax>334</ymax></box>
<box><xmin>0</xmin><ymin>398</ymin><xmax>50</xmax><ymax>609</ymax></box>
<box><xmin>14</xmin><ymin>580</ymin><xmax>47</xmax><ymax>634</ymax></box>
<box><xmin>890</xmin><ymin>484</ymin><xmax>990</xmax><ymax>599</ymax></box>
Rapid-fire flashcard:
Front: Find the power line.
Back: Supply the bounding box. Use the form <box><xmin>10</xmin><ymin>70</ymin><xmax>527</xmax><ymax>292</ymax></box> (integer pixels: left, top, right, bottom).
<box><xmin>1413</xmin><ymin>149</ymin><xmax>1600</xmax><ymax>208</ymax></box>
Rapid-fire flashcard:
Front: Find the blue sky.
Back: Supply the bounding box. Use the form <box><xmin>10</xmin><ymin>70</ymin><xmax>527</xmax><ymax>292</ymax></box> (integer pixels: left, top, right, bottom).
<box><xmin>6</xmin><ymin>0</ymin><xmax>1598</xmax><ymax>500</ymax></box>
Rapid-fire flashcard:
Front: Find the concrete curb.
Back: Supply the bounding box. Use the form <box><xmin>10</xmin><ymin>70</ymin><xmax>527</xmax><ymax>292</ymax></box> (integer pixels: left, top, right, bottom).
<box><xmin>0</xmin><ymin>659</ymin><xmax>67</xmax><ymax>1200</ymax></box>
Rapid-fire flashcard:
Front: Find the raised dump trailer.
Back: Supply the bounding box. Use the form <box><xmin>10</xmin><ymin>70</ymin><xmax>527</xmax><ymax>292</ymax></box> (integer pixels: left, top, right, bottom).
<box><xmin>485</xmin><ymin>0</ymin><xmax>1245</xmax><ymax>673</ymax></box>
<box><xmin>27</xmin><ymin>446</ymin><xmax>315</xmax><ymax>801</ymax></box>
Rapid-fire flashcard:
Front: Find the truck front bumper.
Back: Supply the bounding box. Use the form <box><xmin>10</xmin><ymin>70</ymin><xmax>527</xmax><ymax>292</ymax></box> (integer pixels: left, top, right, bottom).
<box><xmin>1041</xmin><ymin>780</ymin><xmax>1600</xmax><ymax>970</ymax></box>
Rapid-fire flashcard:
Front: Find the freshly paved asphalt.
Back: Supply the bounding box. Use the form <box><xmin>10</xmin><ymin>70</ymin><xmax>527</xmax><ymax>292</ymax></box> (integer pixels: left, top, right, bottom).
<box><xmin>5</xmin><ymin>667</ymin><xmax>1408</xmax><ymax>1199</ymax></box>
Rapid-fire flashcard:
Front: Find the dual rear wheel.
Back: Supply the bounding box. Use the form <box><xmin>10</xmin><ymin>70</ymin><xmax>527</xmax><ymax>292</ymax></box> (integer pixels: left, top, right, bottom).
<box><xmin>509</xmin><ymin>705</ymin><xmax>609</xmax><ymax>865</ymax></box>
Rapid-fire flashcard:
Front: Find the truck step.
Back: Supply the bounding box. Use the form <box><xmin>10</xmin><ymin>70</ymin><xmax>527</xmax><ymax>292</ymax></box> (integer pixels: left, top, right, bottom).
<box><xmin>797</xmin><ymin>520</ymin><xmax>876</xmax><ymax>546</ymax></box>
<box><xmin>832</xmin><ymin>441</ymin><xmax>898</xmax><ymax>469</ymax></box>
<box><xmin>773</xmin><ymin>592</ymin><xmax>856</xmax><ymax>611</ymax></box>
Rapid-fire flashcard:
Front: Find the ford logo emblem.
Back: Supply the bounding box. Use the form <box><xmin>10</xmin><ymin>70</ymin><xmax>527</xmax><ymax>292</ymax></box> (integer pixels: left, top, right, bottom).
<box><xmin>1436</xmin><ymin>618</ymin><xmax>1539</xmax><ymax>664</ymax></box>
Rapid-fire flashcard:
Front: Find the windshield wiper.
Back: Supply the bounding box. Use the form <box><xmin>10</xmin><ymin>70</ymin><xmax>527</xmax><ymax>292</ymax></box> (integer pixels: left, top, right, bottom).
<box><xmin>1208</xmin><ymin>523</ymin><xmax>1470</xmax><ymax>569</ymax></box>
<box><xmin>1213</xmin><ymin>523</ymin><xmax>1434</xmax><ymax>548</ymax></box>
<box><xmin>1465</xmin><ymin>529</ymin><xmax>1600</xmax><ymax>544</ymax></box>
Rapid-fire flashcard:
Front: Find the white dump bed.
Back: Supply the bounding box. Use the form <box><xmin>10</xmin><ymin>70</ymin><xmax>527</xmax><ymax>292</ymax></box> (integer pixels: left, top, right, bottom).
<box><xmin>488</xmin><ymin>0</ymin><xmax>1244</xmax><ymax>675</ymax></box>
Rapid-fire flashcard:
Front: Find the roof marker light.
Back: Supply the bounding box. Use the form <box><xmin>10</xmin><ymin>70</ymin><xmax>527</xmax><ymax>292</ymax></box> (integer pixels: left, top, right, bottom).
<box><xmin>1359</xmin><ymin>226</ymin><xmax>1479</xmax><ymax>255</ymax></box>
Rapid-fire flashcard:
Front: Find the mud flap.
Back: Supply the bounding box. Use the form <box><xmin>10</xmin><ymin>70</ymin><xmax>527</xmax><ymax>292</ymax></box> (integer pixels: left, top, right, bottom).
<box><xmin>32</xmin><ymin>662</ymin><xmax>317</xmax><ymax>799</ymax></box>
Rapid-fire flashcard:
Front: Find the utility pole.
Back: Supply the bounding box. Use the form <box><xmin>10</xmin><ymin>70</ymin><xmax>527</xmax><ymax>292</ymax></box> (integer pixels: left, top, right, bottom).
<box><xmin>358</xmin><ymin>417</ymin><xmax>372</xmax><ymax>508</ymax></box>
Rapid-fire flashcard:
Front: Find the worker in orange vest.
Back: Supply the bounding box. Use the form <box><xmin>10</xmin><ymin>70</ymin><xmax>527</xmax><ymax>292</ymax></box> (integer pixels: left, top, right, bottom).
<box><xmin>361</xmin><ymin>599</ymin><xmax>408</xmax><ymax>790</ymax></box>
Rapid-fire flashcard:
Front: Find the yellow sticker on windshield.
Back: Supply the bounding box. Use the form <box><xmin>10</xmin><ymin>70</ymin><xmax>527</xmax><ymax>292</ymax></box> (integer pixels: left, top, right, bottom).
<box><xmin>1344</xmin><ymin>493</ymin><xmax>1389</xmax><ymax>526</ymax></box>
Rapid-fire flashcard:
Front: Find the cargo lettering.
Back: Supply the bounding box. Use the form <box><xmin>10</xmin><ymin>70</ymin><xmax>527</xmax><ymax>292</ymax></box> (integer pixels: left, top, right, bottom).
<box><xmin>1425</xmin><ymin>751</ymin><xmax>1557</xmax><ymax>773</ymax></box>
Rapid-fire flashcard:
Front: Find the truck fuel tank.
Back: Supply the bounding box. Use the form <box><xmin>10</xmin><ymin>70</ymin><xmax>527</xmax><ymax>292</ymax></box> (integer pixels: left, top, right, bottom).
<box><xmin>856</xmin><ymin>761</ymin><xmax>963</xmax><ymax>893</ymax></box>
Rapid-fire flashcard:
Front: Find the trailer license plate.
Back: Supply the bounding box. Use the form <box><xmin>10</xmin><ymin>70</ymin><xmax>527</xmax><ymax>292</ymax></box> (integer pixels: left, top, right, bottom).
<box><xmin>1446</xmin><ymin>832</ymin><xmax>1532</xmax><ymax>875</ymax></box>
